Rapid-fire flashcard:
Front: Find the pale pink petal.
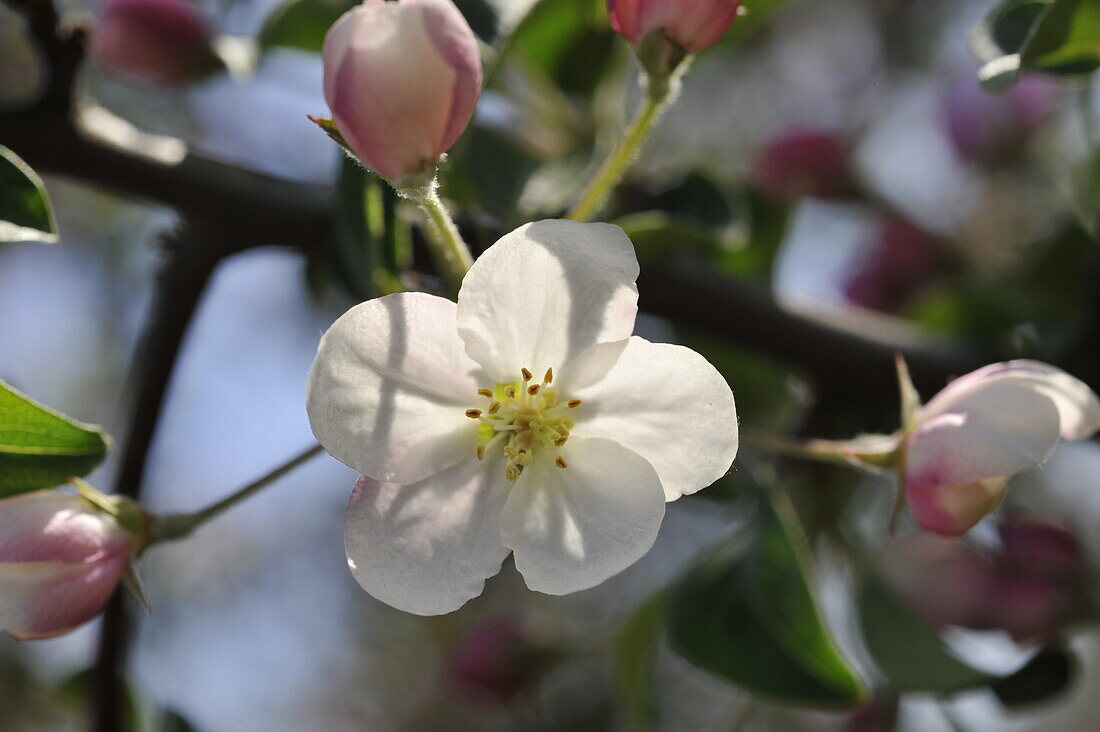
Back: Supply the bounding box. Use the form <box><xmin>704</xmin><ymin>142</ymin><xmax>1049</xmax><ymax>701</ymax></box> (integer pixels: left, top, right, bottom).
<box><xmin>345</xmin><ymin>458</ymin><xmax>510</xmax><ymax>616</ymax></box>
<box><xmin>456</xmin><ymin>220</ymin><xmax>639</xmax><ymax>383</ymax></box>
<box><xmin>562</xmin><ymin>337</ymin><xmax>738</xmax><ymax>501</ymax></box>
<box><xmin>500</xmin><ymin>438</ymin><xmax>665</xmax><ymax>595</ymax></box>
<box><xmin>307</xmin><ymin>293</ymin><xmax>484</xmax><ymax>484</ymax></box>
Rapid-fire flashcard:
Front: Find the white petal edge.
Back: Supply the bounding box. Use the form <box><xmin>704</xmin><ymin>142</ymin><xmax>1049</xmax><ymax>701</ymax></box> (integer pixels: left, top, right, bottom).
<box><xmin>345</xmin><ymin>456</ymin><xmax>511</xmax><ymax>616</ymax></box>
<box><xmin>906</xmin><ymin>380</ymin><xmax>1062</xmax><ymax>496</ymax></box>
<box><xmin>307</xmin><ymin>292</ymin><xmax>484</xmax><ymax>484</ymax></box>
<box><xmin>500</xmin><ymin>438</ymin><xmax>666</xmax><ymax>596</ymax></box>
<box><xmin>922</xmin><ymin>360</ymin><xmax>1100</xmax><ymax>441</ymax></box>
<box><xmin>456</xmin><ymin>220</ymin><xmax>640</xmax><ymax>383</ymax></box>
<box><xmin>562</xmin><ymin>337</ymin><xmax>738</xmax><ymax>501</ymax></box>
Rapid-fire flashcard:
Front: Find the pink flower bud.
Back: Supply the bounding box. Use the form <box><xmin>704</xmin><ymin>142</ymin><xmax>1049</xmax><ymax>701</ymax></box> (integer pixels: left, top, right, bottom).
<box><xmin>448</xmin><ymin>617</ymin><xmax>546</xmax><ymax>703</ymax></box>
<box><xmin>90</xmin><ymin>0</ymin><xmax>213</xmax><ymax>84</ymax></box>
<box><xmin>751</xmin><ymin>128</ymin><xmax>852</xmax><ymax>200</ymax></box>
<box><xmin>608</xmin><ymin>0</ymin><xmax>742</xmax><ymax>53</ymax></box>
<box><xmin>903</xmin><ymin>362</ymin><xmax>1100</xmax><ymax>537</ymax></box>
<box><xmin>322</xmin><ymin>0</ymin><xmax>482</xmax><ymax>183</ymax></box>
<box><xmin>998</xmin><ymin>521</ymin><xmax>1084</xmax><ymax>579</ymax></box>
<box><xmin>844</xmin><ymin>217</ymin><xmax>942</xmax><ymax>313</ymax></box>
<box><xmin>0</xmin><ymin>492</ymin><xmax>133</xmax><ymax>640</ymax></box>
<box><xmin>943</xmin><ymin>71</ymin><xmax>1059</xmax><ymax>166</ymax></box>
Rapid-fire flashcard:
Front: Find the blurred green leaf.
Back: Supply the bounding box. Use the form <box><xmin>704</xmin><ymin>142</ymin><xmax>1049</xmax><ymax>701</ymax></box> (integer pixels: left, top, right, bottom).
<box><xmin>717</xmin><ymin>189</ymin><xmax>791</xmax><ymax>279</ymax></box>
<box><xmin>668</xmin><ymin>493</ymin><xmax>867</xmax><ymax>706</ymax></box>
<box><xmin>991</xmin><ymin>645</ymin><xmax>1076</xmax><ymax>707</ymax></box>
<box><xmin>0</xmin><ymin>381</ymin><xmax>111</xmax><ymax>497</ymax></box>
<box><xmin>614</xmin><ymin>212</ymin><xmax>719</xmax><ymax>265</ymax></box>
<box><xmin>615</xmin><ymin>592</ymin><xmax>667</xmax><ymax>731</ymax></box>
<box><xmin>259</xmin><ymin>0</ymin><xmax>351</xmax><ymax>53</ymax></box>
<box><xmin>259</xmin><ymin>0</ymin><xmax>497</xmax><ymax>53</ymax></box>
<box><xmin>1021</xmin><ymin>0</ymin><xmax>1100</xmax><ymax>74</ymax></box>
<box><xmin>0</xmin><ymin>145</ymin><xmax>56</xmax><ymax>243</ymax></box>
<box><xmin>858</xmin><ymin>575</ymin><xmax>991</xmax><ymax>694</ymax></box>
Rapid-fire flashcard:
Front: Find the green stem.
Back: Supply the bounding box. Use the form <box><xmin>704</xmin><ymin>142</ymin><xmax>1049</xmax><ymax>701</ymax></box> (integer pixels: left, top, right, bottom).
<box><xmin>151</xmin><ymin>443</ymin><xmax>325</xmax><ymax>543</ymax></box>
<box><xmin>741</xmin><ymin>428</ymin><xmax>864</xmax><ymax>468</ymax></box>
<box><xmin>397</xmin><ymin>181</ymin><xmax>473</xmax><ymax>298</ymax></box>
<box><xmin>566</xmin><ymin>67</ymin><xmax>683</xmax><ymax>222</ymax></box>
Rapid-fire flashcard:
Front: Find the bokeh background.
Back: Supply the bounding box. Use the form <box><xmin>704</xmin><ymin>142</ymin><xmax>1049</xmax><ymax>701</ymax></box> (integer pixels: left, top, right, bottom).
<box><xmin>2</xmin><ymin>0</ymin><xmax>1100</xmax><ymax>729</ymax></box>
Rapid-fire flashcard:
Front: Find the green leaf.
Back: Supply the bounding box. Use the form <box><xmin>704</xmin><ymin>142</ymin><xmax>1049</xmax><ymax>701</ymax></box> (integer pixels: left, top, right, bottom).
<box><xmin>259</xmin><ymin>0</ymin><xmax>497</xmax><ymax>53</ymax></box>
<box><xmin>858</xmin><ymin>575</ymin><xmax>992</xmax><ymax>694</ymax></box>
<box><xmin>615</xmin><ymin>593</ymin><xmax>667</xmax><ymax>730</ymax></box>
<box><xmin>613</xmin><ymin>212</ymin><xmax>720</xmax><ymax>265</ymax></box>
<box><xmin>0</xmin><ymin>145</ymin><xmax>57</xmax><ymax>243</ymax></box>
<box><xmin>1021</xmin><ymin>0</ymin><xmax>1100</xmax><ymax>74</ymax></box>
<box><xmin>0</xmin><ymin>381</ymin><xmax>112</xmax><ymax>497</ymax></box>
<box><xmin>259</xmin><ymin>0</ymin><xmax>352</xmax><ymax>53</ymax></box>
<box><xmin>972</xmin><ymin>0</ymin><xmax>1049</xmax><ymax>90</ymax></box>
<box><xmin>668</xmin><ymin>493</ymin><xmax>868</xmax><ymax>707</ymax></box>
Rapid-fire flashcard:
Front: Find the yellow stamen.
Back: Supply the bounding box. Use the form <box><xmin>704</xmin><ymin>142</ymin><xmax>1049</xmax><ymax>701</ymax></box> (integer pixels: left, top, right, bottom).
<box><xmin>505</xmin><ymin>464</ymin><xmax>521</xmax><ymax>482</ymax></box>
<box><xmin>477</xmin><ymin>388</ymin><xmax>494</xmax><ymax>398</ymax></box>
<box><xmin>505</xmin><ymin>386</ymin><xmax>517</xmax><ymax>398</ymax></box>
<box><xmin>475</xmin><ymin>444</ymin><xmax>486</xmax><ymax>460</ymax></box>
<box><xmin>555</xmin><ymin>456</ymin><xmax>568</xmax><ymax>469</ymax></box>
<box><xmin>567</xmin><ymin>399</ymin><xmax>582</xmax><ymax>409</ymax></box>
<box><xmin>521</xmin><ymin>367</ymin><xmax>533</xmax><ymax>382</ymax></box>
<box><xmin>544</xmin><ymin>368</ymin><xmax>554</xmax><ymax>383</ymax></box>
<box><xmin>488</xmin><ymin>401</ymin><xmax>502</xmax><ymax>414</ymax></box>
<box><xmin>465</xmin><ymin>409</ymin><xmax>482</xmax><ymax>419</ymax></box>
<box><xmin>527</xmin><ymin>384</ymin><xmax>540</xmax><ymax>396</ymax></box>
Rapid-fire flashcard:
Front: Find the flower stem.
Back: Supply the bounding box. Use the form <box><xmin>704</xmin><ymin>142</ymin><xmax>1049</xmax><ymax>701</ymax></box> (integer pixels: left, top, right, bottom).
<box><xmin>397</xmin><ymin>181</ymin><xmax>473</xmax><ymax>298</ymax></box>
<box><xmin>150</xmin><ymin>443</ymin><xmax>325</xmax><ymax>544</ymax></box>
<box><xmin>566</xmin><ymin>66</ymin><xmax>685</xmax><ymax>222</ymax></box>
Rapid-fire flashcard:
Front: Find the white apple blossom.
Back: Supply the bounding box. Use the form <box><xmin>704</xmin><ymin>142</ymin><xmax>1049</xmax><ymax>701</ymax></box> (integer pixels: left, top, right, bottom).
<box><xmin>902</xmin><ymin>361</ymin><xmax>1100</xmax><ymax>537</ymax></box>
<box><xmin>306</xmin><ymin>220</ymin><xmax>738</xmax><ymax>615</ymax></box>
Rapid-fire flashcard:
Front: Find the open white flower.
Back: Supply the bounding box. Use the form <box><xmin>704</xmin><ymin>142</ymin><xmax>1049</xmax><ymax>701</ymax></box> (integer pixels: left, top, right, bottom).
<box><xmin>307</xmin><ymin>220</ymin><xmax>738</xmax><ymax>615</ymax></box>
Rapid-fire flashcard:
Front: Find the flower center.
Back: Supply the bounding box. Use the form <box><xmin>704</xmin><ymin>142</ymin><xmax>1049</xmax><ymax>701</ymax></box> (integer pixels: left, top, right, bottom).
<box><xmin>465</xmin><ymin>367</ymin><xmax>581</xmax><ymax>481</ymax></box>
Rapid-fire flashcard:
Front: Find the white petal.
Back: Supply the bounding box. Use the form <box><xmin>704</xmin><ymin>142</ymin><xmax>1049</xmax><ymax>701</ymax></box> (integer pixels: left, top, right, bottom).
<box><xmin>500</xmin><ymin>438</ymin><xmax>665</xmax><ymax>596</ymax></box>
<box><xmin>906</xmin><ymin>380</ymin><xmax>1062</xmax><ymax>511</ymax></box>
<box><xmin>562</xmin><ymin>338</ymin><xmax>738</xmax><ymax>501</ymax></box>
<box><xmin>456</xmin><ymin>220</ymin><xmax>639</xmax><ymax>382</ymax></box>
<box><xmin>923</xmin><ymin>361</ymin><xmax>1100</xmax><ymax>440</ymax></box>
<box><xmin>307</xmin><ymin>293</ymin><xmax>483</xmax><ymax>484</ymax></box>
<box><xmin>344</xmin><ymin>456</ymin><xmax>511</xmax><ymax>616</ymax></box>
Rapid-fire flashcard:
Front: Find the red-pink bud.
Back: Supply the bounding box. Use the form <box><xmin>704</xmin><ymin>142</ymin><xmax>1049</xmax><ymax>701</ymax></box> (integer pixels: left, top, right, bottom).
<box><xmin>90</xmin><ymin>0</ymin><xmax>213</xmax><ymax>84</ymax></box>
<box><xmin>0</xmin><ymin>492</ymin><xmax>133</xmax><ymax>640</ymax></box>
<box><xmin>751</xmin><ymin>128</ymin><xmax>852</xmax><ymax>200</ymax></box>
<box><xmin>942</xmin><ymin>71</ymin><xmax>1059</xmax><ymax>166</ymax></box>
<box><xmin>844</xmin><ymin>217</ymin><xmax>942</xmax><ymax>313</ymax></box>
<box><xmin>608</xmin><ymin>0</ymin><xmax>742</xmax><ymax>53</ymax></box>
<box><xmin>322</xmin><ymin>0</ymin><xmax>483</xmax><ymax>183</ymax></box>
<box><xmin>998</xmin><ymin>521</ymin><xmax>1084</xmax><ymax>579</ymax></box>
<box><xmin>448</xmin><ymin>617</ymin><xmax>546</xmax><ymax>703</ymax></box>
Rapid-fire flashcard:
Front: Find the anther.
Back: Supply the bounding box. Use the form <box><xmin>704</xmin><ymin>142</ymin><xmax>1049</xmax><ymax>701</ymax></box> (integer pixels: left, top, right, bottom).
<box><xmin>488</xmin><ymin>401</ymin><xmax>502</xmax><ymax>414</ymax></box>
<box><xmin>554</xmin><ymin>436</ymin><xmax>568</xmax><ymax>446</ymax></box>
<box><xmin>505</xmin><ymin>386</ymin><xmax>517</xmax><ymax>398</ymax></box>
<box><xmin>567</xmin><ymin>399</ymin><xmax>582</xmax><ymax>408</ymax></box>
<box><xmin>477</xmin><ymin>388</ymin><xmax>494</xmax><ymax>398</ymax></box>
<box><xmin>505</xmin><ymin>464</ymin><xmax>521</xmax><ymax>482</ymax></box>
<box><xmin>465</xmin><ymin>409</ymin><xmax>482</xmax><ymax>419</ymax></box>
<box><xmin>475</xmin><ymin>444</ymin><xmax>486</xmax><ymax>461</ymax></box>
<box><xmin>527</xmin><ymin>384</ymin><xmax>540</xmax><ymax>395</ymax></box>
<box><xmin>555</xmin><ymin>456</ymin><xmax>568</xmax><ymax>469</ymax></box>
<box><xmin>521</xmin><ymin>367</ymin><xmax>533</xmax><ymax>381</ymax></box>
<box><xmin>544</xmin><ymin>368</ymin><xmax>554</xmax><ymax>383</ymax></box>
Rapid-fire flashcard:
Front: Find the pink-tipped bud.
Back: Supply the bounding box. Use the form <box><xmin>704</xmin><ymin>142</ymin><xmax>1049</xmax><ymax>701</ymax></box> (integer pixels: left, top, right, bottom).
<box><xmin>448</xmin><ymin>617</ymin><xmax>547</xmax><ymax>703</ymax></box>
<box><xmin>751</xmin><ymin>128</ymin><xmax>852</xmax><ymax>200</ymax></box>
<box><xmin>608</xmin><ymin>0</ymin><xmax>742</xmax><ymax>54</ymax></box>
<box><xmin>90</xmin><ymin>0</ymin><xmax>214</xmax><ymax>84</ymax></box>
<box><xmin>998</xmin><ymin>521</ymin><xmax>1084</xmax><ymax>579</ymax></box>
<box><xmin>943</xmin><ymin>71</ymin><xmax>1059</xmax><ymax>166</ymax></box>
<box><xmin>844</xmin><ymin>217</ymin><xmax>942</xmax><ymax>313</ymax></box>
<box><xmin>0</xmin><ymin>492</ymin><xmax>133</xmax><ymax>640</ymax></box>
<box><xmin>322</xmin><ymin>0</ymin><xmax>483</xmax><ymax>184</ymax></box>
